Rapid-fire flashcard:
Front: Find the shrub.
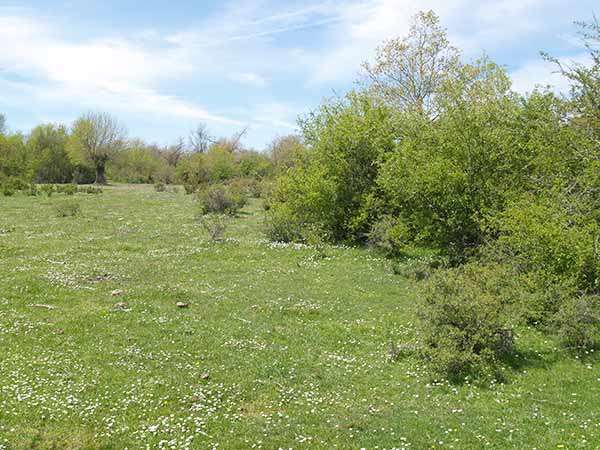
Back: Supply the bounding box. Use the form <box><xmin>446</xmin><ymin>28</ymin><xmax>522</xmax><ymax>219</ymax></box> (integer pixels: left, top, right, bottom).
<box><xmin>54</xmin><ymin>200</ymin><xmax>81</xmax><ymax>217</ymax></box>
<box><xmin>368</xmin><ymin>216</ymin><xmax>410</xmax><ymax>256</ymax></box>
<box><xmin>2</xmin><ymin>186</ymin><xmax>15</xmax><ymax>196</ymax></box>
<box><xmin>489</xmin><ymin>194</ymin><xmax>600</xmax><ymax>293</ymax></box>
<box><xmin>26</xmin><ymin>184</ymin><xmax>39</xmax><ymax>196</ymax></box>
<box><xmin>302</xmin><ymin>223</ymin><xmax>330</xmax><ymax>259</ymax></box>
<box><xmin>264</xmin><ymin>205</ymin><xmax>304</xmax><ymax>242</ymax></box>
<box><xmin>390</xmin><ymin>255</ymin><xmax>447</xmax><ymax>280</ymax></box>
<box><xmin>419</xmin><ymin>264</ymin><xmax>518</xmax><ymax>381</ymax></box>
<box><xmin>154</xmin><ymin>181</ymin><xmax>166</xmax><ymax>192</ymax></box>
<box><xmin>554</xmin><ymin>295</ymin><xmax>600</xmax><ymax>350</ymax></box>
<box><xmin>229</xmin><ymin>177</ymin><xmax>261</xmax><ymax>198</ymax></box>
<box><xmin>55</xmin><ymin>184</ymin><xmax>77</xmax><ymax>195</ymax></box>
<box><xmin>183</xmin><ymin>184</ymin><xmax>196</xmax><ymax>195</ymax></box>
<box><xmin>40</xmin><ymin>184</ymin><xmax>55</xmax><ymax>197</ymax></box>
<box><xmin>78</xmin><ymin>186</ymin><xmax>103</xmax><ymax>194</ymax></box>
<box><xmin>72</xmin><ymin>164</ymin><xmax>96</xmax><ymax>184</ymax></box>
<box><xmin>197</xmin><ymin>213</ymin><xmax>230</xmax><ymax>242</ymax></box>
<box><xmin>197</xmin><ymin>184</ymin><xmax>247</xmax><ymax>215</ymax></box>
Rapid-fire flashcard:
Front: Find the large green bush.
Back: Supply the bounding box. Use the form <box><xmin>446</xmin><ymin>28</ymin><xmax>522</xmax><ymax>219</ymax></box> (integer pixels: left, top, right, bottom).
<box><xmin>419</xmin><ymin>264</ymin><xmax>519</xmax><ymax>381</ymax></box>
<box><xmin>268</xmin><ymin>92</ymin><xmax>396</xmax><ymax>242</ymax></box>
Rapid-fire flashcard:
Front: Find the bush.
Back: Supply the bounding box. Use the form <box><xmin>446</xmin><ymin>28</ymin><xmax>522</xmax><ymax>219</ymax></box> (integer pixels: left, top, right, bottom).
<box><xmin>489</xmin><ymin>194</ymin><xmax>600</xmax><ymax>293</ymax></box>
<box><xmin>40</xmin><ymin>184</ymin><xmax>55</xmax><ymax>197</ymax></box>
<box><xmin>78</xmin><ymin>186</ymin><xmax>103</xmax><ymax>194</ymax></box>
<box><xmin>419</xmin><ymin>264</ymin><xmax>518</xmax><ymax>381</ymax></box>
<box><xmin>390</xmin><ymin>254</ymin><xmax>447</xmax><ymax>280</ymax></box>
<box><xmin>56</xmin><ymin>184</ymin><xmax>77</xmax><ymax>195</ymax></box>
<box><xmin>368</xmin><ymin>216</ymin><xmax>410</xmax><ymax>256</ymax></box>
<box><xmin>197</xmin><ymin>213</ymin><xmax>230</xmax><ymax>242</ymax></box>
<box><xmin>554</xmin><ymin>295</ymin><xmax>600</xmax><ymax>350</ymax></box>
<box><xmin>26</xmin><ymin>184</ymin><xmax>39</xmax><ymax>196</ymax></box>
<box><xmin>264</xmin><ymin>205</ymin><xmax>304</xmax><ymax>242</ymax></box>
<box><xmin>72</xmin><ymin>164</ymin><xmax>96</xmax><ymax>184</ymax></box>
<box><xmin>2</xmin><ymin>186</ymin><xmax>15</xmax><ymax>196</ymax></box>
<box><xmin>183</xmin><ymin>184</ymin><xmax>196</xmax><ymax>195</ymax></box>
<box><xmin>229</xmin><ymin>177</ymin><xmax>262</xmax><ymax>198</ymax></box>
<box><xmin>54</xmin><ymin>200</ymin><xmax>81</xmax><ymax>217</ymax></box>
<box><xmin>197</xmin><ymin>184</ymin><xmax>247</xmax><ymax>215</ymax></box>
<box><xmin>154</xmin><ymin>181</ymin><xmax>166</xmax><ymax>192</ymax></box>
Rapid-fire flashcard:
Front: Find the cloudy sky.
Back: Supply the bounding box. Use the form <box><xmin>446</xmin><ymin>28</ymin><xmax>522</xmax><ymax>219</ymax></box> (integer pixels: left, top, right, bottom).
<box><xmin>0</xmin><ymin>0</ymin><xmax>596</xmax><ymax>149</ymax></box>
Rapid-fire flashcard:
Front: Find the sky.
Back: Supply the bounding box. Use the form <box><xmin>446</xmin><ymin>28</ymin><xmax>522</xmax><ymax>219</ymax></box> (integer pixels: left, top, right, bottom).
<box><xmin>0</xmin><ymin>0</ymin><xmax>597</xmax><ymax>150</ymax></box>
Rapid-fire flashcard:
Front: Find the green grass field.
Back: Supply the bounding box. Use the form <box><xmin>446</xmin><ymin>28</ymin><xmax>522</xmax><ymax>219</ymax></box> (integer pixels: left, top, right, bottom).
<box><xmin>0</xmin><ymin>185</ymin><xmax>599</xmax><ymax>449</ymax></box>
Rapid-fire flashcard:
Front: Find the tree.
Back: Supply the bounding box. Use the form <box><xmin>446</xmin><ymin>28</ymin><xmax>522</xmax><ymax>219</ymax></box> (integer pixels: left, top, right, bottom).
<box><xmin>70</xmin><ymin>112</ymin><xmax>126</xmax><ymax>184</ymax></box>
<box><xmin>543</xmin><ymin>16</ymin><xmax>600</xmax><ymax>140</ymax></box>
<box><xmin>189</xmin><ymin>123</ymin><xmax>213</xmax><ymax>153</ymax></box>
<box><xmin>28</xmin><ymin>123</ymin><xmax>72</xmax><ymax>183</ymax></box>
<box><xmin>269</xmin><ymin>135</ymin><xmax>307</xmax><ymax>173</ymax></box>
<box><xmin>362</xmin><ymin>10</ymin><xmax>460</xmax><ymax>116</ymax></box>
<box><xmin>0</xmin><ymin>114</ymin><xmax>6</xmax><ymax>135</ymax></box>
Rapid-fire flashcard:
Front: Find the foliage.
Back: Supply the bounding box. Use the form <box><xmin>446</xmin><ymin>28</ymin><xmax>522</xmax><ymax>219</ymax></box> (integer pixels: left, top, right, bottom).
<box><xmin>197</xmin><ymin>184</ymin><xmax>247</xmax><ymax>215</ymax></box>
<box><xmin>197</xmin><ymin>213</ymin><xmax>230</xmax><ymax>242</ymax></box>
<box><xmin>28</xmin><ymin>124</ymin><xmax>73</xmax><ymax>184</ymax></box>
<box><xmin>554</xmin><ymin>295</ymin><xmax>600</xmax><ymax>350</ymax></box>
<box><xmin>69</xmin><ymin>112</ymin><xmax>126</xmax><ymax>184</ymax></box>
<box><xmin>268</xmin><ymin>92</ymin><xmax>396</xmax><ymax>242</ymax></box>
<box><xmin>368</xmin><ymin>215</ymin><xmax>411</xmax><ymax>256</ymax></box>
<box><xmin>362</xmin><ymin>10</ymin><xmax>460</xmax><ymax>115</ymax></box>
<box><xmin>54</xmin><ymin>200</ymin><xmax>81</xmax><ymax>217</ymax></box>
<box><xmin>419</xmin><ymin>264</ymin><xmax>518</xmax><ymax>381</ymax></box>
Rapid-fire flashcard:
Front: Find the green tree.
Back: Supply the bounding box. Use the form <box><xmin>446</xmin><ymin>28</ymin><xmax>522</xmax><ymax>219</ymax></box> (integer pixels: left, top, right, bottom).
<box><xmin>69</xmin><ymin>112</ymin><xmax>126</xmax><ymax>184</ymax></box>
<box><xmin>28</xmin><ymin>123</ymin><xmax>73</xmax><ymax>183</ymax></box>
<box><xmin>362</xmin><ymin>10</ymin><xmax>460</xmax><ymax>116</ymax></box>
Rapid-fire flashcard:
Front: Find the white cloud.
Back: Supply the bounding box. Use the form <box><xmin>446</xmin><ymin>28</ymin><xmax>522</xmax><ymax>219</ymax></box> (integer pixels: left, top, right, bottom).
<box><xmin>510</xmin><ymin>53</ymin><xmax>591</xmax><ymax>95</ymax></box>
<box><xmin>0</xmin><ymin>14</ymin><xmax>238</xmax><ymax>127</ymax></box>
<box><xmin>229</xmin><ymin>72</ymin><xmax>268</xmax><ymax>87</ymax></box>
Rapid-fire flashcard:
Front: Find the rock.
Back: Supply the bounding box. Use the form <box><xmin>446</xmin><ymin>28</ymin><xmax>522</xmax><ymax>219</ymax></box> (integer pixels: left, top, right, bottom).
<box><xmin>29</xmin><ymin>304</ymin><xmax>55</xmax><ymax>310</ymax></box>
<box><xmin>111</xmin><ymin>289</ymin><xmax>124</xmax><ymax>296</ymax></box>
<box><xmin>113</xmin><ymin>302</ymin><xmax>130</xmax><ymax>311</ymax></box>
<box><xmin>201</xmin><ymin>372</ymin><xmax>210</xmax><ymax>380</ymax></box>
<box><xmin>176</xmin><ymin>302</ymin><xmax>189</xmax><ymax>308</ymax></box>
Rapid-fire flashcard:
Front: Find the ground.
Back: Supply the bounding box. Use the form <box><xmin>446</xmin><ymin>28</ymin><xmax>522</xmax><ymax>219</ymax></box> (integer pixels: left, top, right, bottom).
<box><xmin>0</xmin><ymin>184</ymin><xmax>599</xmax><ymax>449</ymax></box>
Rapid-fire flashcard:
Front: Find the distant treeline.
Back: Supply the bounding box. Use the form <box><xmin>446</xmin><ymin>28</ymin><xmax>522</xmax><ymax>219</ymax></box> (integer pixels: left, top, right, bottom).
<box><xmin>0</xmin><ymin>112</ymin><xmax>305</xmax><ymax>191</ymax></box>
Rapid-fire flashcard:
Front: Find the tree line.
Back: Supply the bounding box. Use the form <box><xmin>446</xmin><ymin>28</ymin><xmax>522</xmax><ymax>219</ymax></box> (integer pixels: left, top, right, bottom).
<box><xmin>0</xmin><ymin>111</ymin><xmax>305</xmax><ymax>191</ymax></box>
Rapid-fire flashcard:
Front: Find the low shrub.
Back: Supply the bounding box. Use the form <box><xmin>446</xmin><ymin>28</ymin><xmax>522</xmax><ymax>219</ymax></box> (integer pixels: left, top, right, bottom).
<box><xmin>2</xmin><ymin>186</ymin><xmax>15</xmax><ymax>196</ymax></box>
<box><xmin>419</xmin><ymin>264</ymin><xmax>519</xmax><ymax>382</ymax></box>
<box><xmin>54</xmin><ymin>200</ymin><xmax>81</xmax><ymax>217</ymax></box>
<box><xmin>368</xmin><ymin>216</ymin><xmax>410</xmax><ymax>256</ymax></box>
<box><xmin>554</xmin><ymin>295</ymin><xmax>600</xmax><ymax>350</ymax></box>
<box><xmin>78</xmin><ymin>186</ymin><xmax>103</xmax><ymax>194</ymax></box>
<box><xmin>183</xmin><ymin>184</ymin><xmax>196</xmax><ymax>195</ymax></box>
<box><xmin>489</xmin><ymin>195</ymin><xmax>600</xmax><ymax>293</ymax></box>
<box><xmin>154</xmin><ymin>181</ymin><xmax>166</xmax><ymax>192</ymax></box>
<box><xmin>264</xmin><ymin>205</ymin><xmax>304</xmax><ymax>242</ymax></box>
<box><xmin>197</xmin><ymin>184</ymin><xmax>247</xmax><ymax>215</ymax></box>
<box><xmin>26</xmin><ymin>184</ymin><xmax>39</xmax><ymax>196</ymax></box>
<box><xmin>390</xmin><ymin>255</ymin><xmax>447</xmax><ymax>280</ymax></box>
<box><xmin>197</xmin><ymin>213</ymin><xmax>230</xmax><ymax>242</ymax></box>
<box><xmin>40</xmin><ymin>184</ymin><xmax>55</xmax><ymax>197</ymax></box>
<box><xmin>229</xmin><ymin>178</ymin><xmax>262</xmax><ymax>198</ymax></box>
<box><xmin>55</xmin><ymin>184</ymin><xmax>77</xmax><ymax>195</ymax></box>
<box><xmin>302</xmin><ymin>223</ymin><xmax>330</xmax><ymax>259</ymax></box>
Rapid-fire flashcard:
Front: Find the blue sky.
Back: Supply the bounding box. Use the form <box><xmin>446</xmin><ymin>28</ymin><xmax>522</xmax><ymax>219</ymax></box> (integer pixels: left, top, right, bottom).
<box><xmin>0</xmin><ymin>0</ymin><xmax>597</xmax><ymax>149</ymax></box>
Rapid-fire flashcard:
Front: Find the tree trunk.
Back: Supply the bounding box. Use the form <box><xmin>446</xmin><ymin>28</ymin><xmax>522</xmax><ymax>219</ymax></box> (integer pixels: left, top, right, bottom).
<box><xmin>95</xmin><ymin>161</ymin><xmax>107</xmax><ymax>185</ymax></box>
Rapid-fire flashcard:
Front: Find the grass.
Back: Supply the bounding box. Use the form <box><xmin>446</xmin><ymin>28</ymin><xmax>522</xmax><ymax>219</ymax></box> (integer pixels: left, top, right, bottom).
<box><xmin>0</xmin><ymin>184</ymin><xmax>599</xmax><ymax>449</ymax></box>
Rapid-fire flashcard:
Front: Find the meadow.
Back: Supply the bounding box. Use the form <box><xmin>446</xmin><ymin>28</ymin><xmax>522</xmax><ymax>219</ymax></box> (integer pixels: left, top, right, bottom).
<box><xmin>0</xmin><ymin>185</ymin><xmax>599</xmax><ymax>449</ymax></box>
